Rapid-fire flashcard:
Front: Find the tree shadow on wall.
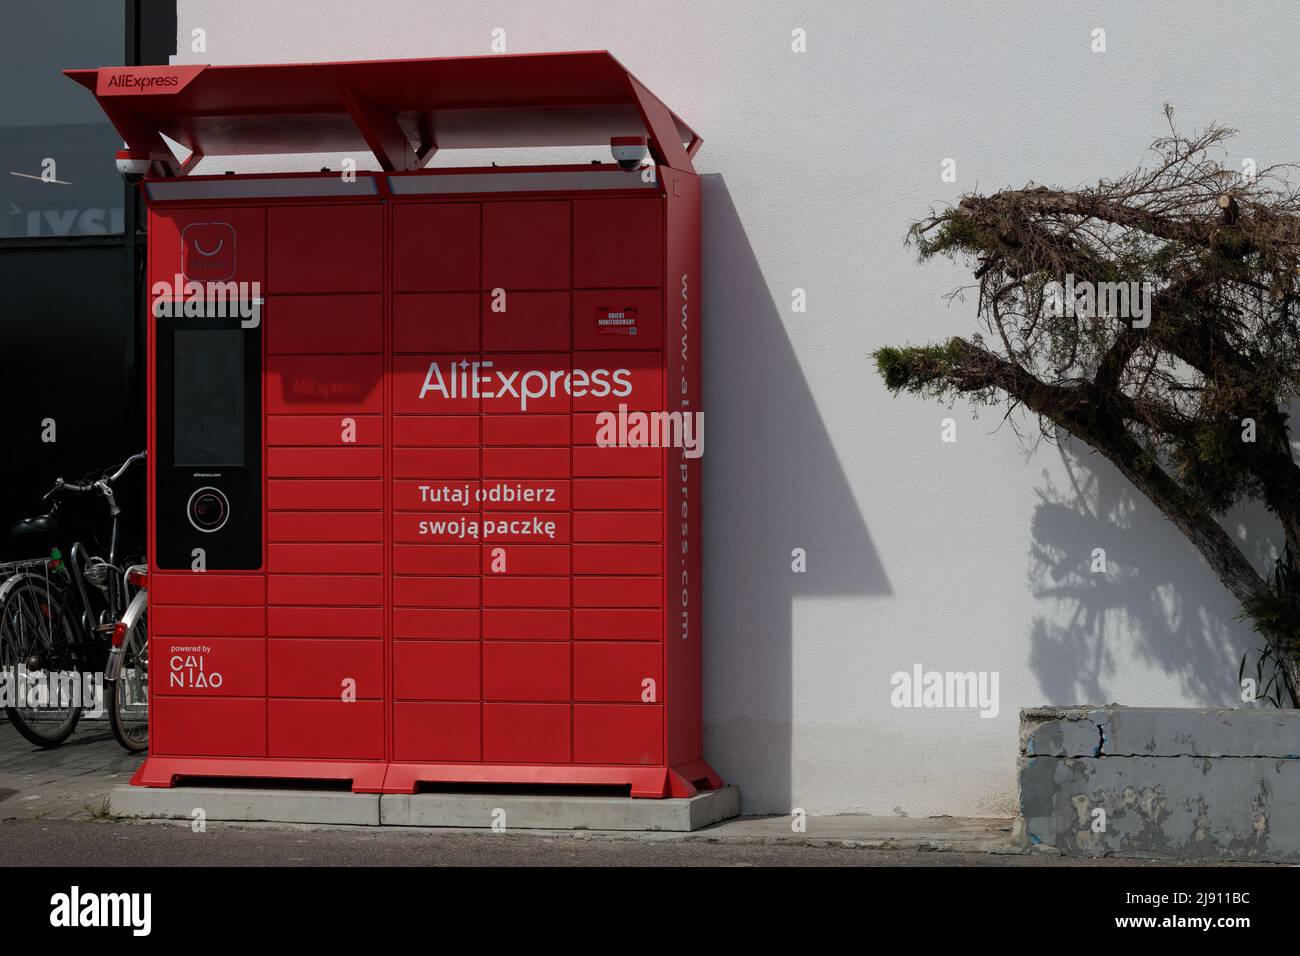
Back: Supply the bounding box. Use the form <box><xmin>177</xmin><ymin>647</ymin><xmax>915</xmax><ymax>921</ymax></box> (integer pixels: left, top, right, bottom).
<box><xmin>1027</xmin><ymin>440</ymin><xmax>1275</xmax><ymax>708</ymax></box>
<box><xmin>700</xmin><ymin>174</ymin><xmax>891</xmax><ymax>813</ymax></box>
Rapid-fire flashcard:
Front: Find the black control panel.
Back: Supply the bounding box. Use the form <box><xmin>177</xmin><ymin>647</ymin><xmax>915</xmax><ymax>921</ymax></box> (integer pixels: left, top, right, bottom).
<box><xmin>155</xmin><ymin>305</ymin><xmax>261</xmax><ymax>569</ymax></box>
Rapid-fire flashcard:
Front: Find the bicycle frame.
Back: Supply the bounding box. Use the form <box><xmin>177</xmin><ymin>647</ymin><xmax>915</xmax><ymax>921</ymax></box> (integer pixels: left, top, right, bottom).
<box><xmin>20</xmin><ymin>451</ymin><xmax>146</xmax><ymax>674</ymax></box>
<box><xmin>106</xmin><ymin>567</ymin><xmax>147</xmax><ymax>682</ymax></box>
<box><xmin>66</xmin><ymin>500</ymin><xmax>130</xmax><ymax>672</ymax></box>
<box><xmin>1</xmin><ymin>451</ymin><xmax>147</xmax><ymax>750</ymax></box>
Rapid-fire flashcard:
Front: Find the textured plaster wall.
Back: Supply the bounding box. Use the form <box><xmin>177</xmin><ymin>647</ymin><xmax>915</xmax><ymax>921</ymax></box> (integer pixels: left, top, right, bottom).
<box><xmin>173</xmin><ymin>0</ymin><xmax>1298</xmax><ymax>814</ymax></box>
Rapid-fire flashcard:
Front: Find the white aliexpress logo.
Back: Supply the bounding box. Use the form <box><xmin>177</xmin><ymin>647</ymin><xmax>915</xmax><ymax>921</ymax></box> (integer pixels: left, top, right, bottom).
<box><xmin>419</xmin><ymin>359</ymin><xmax>632</xmax><ymax>411</ymax></box>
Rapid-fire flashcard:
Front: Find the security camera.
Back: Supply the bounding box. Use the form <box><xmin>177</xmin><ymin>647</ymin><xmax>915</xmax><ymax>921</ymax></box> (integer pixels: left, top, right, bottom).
<box><xmin>611</xmin><ymin>136</ymin><xmax>648</xmax><ymax>172</ymax></box>
<box><xmin>116</xmin><ymin>150</ymin><xmax>151</xmax><ymax>184</ymax></box>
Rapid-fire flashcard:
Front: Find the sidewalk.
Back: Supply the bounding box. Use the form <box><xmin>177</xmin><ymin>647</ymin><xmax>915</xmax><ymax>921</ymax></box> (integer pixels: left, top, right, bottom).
<box><xmin>0</xmin><ymin>721</ymin><xmax>1249</xmax><ymax>866</ymax></box>
<box><xmin>692</xmin><ymin>813</ymin><xmax>1022</xmax><ymax>852</ymax></box>
<box><xmin>0</xmin><ymin>719</ymin><xmax>143</xmax><ymax>822</ymax></box>
<box><xmin>0</xmin><ymin>721</ymin><xmax>1018</xmax><ymax>849</ymax></box>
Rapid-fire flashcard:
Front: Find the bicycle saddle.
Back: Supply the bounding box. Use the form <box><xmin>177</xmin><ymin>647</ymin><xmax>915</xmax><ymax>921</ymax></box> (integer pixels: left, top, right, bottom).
<box><xmin>10</xmin><ymin>514</ymin><xmax>58</xmax><ymax>539</ymax></box>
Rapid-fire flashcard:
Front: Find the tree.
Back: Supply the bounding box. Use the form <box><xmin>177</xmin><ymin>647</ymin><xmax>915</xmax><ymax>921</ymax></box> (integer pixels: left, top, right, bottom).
<box><xmin>874</xmin><ymin>108</ymin><xmax>1300</xmax><ymax>702</ymax></box>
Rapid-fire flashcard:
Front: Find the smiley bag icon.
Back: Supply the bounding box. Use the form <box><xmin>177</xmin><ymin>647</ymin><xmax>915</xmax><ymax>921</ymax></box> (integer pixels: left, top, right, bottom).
<box><xmin>180</xmin><ymin>221</ymin><xmax>236</xmax><ymax>280</ymax></box>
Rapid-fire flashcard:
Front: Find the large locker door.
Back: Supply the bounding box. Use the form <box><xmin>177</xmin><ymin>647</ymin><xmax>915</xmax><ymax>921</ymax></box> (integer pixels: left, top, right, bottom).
<box><xmin>479</xmin><ymin>199</ymin><xmax>574</xmax><ymax>764</ymax></box>
<box><xmin>264</xmin><ymin>204</ymin><xmax>386</xmax><ymax>761</ymax></box>
<box><xmin>570</xmin><ymin>198</ymin><xmax>667</xmax><ymax>767</ymax></box>
<box><xmin>390</xmin><ymin>202</ymin><xmax>485</xmax><ymax>763</ymax></box>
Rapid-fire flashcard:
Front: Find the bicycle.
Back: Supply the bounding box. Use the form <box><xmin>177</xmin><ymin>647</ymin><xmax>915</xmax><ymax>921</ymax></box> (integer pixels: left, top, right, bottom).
<box><xmin>0</xmin><ymin>451</ymin><xmax>147</xmax><ymax>750</ymax></box>
<box><xmin>107</xmin><ymin>561</ymin><xmax>149</xmax><ymax>751</ymax></box>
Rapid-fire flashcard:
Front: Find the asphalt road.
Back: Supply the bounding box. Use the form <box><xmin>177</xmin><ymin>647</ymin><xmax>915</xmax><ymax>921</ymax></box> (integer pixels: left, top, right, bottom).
<box><xmin>0</xmin><ymin>818</ymin><xmax>1252</xmax><ymax>867</ymax></box>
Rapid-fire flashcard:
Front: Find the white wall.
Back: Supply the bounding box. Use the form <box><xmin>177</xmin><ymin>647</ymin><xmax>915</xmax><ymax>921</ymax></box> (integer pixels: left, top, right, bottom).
<box><xmin>173</xmin><ymin>0</ymin><xmax>1293</xmax><ymax>815</ymax></box>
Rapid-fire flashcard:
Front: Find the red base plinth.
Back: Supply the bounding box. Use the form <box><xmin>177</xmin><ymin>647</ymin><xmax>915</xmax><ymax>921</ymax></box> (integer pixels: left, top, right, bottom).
<box><xmin>131</xmin><ymin>756</ymin><xmax>724</xmax><ymax>799</ymax></box>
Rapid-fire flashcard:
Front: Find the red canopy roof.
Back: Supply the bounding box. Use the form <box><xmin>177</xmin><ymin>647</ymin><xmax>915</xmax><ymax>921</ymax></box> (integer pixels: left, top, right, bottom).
<box><xmin>65</xmin><ymin>51</ymin><xmax>700</xmax><ymax>175</ymax></box>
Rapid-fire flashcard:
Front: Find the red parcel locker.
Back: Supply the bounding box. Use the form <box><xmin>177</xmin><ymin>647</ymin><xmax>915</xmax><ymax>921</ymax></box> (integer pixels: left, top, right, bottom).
<box><xmin>71</xmin><ymin>52</ymin><xmax>718</xmax><ymax>798</ymax></box>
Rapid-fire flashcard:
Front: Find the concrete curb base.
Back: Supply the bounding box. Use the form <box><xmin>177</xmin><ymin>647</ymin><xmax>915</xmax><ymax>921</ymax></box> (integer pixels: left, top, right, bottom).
<box><xmin>108</xmin><ymin>786</ymin><xmax>382</xmax><ymax>826</ymax></box>
<box><xmin>381</xmin><ymin>786</ymin><xmax>739</xmax><ymax>831</ymax></box>
<box><xmin>108</xmin><ymin>785</ymin><xmax>740</xmax><ymax>832</ymax></box>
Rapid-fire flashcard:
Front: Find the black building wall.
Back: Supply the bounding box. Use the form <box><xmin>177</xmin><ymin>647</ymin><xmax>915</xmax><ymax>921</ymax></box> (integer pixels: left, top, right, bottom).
<box><xmin>0</xmin><ymin>1</ymin><xmax>173</xmax><ymax>562</ymax></box>
<box><xmin>0</xmin><ymin>241</ymin><xmax>143</xmax><ymax>560</ymax></box>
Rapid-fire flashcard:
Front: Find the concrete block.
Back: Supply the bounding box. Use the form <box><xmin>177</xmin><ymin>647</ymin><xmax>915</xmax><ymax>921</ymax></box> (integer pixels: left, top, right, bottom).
<box><xmin>381</xmin><ymin>785</ymin><xmax>740</xmax><ymax>832</ymax></box>
<box><xmin>108</xmin><ymin>785</ymin><xmax>381</xmax><ymax>826</ymax></box>
<box><xmin>1018</xmin><ymin>706</ymin><xmax>1300</xmax><ymax>862</ymax></box>
<box><xmin>1021</xmin><ymin>706</ymin><xmax>1108</xmax><ymax>757</ymax></box>
<box><xmin>1021</xmin><ymin>704</ymin><xmax>1300</xmax><ymax>758</ymax></box>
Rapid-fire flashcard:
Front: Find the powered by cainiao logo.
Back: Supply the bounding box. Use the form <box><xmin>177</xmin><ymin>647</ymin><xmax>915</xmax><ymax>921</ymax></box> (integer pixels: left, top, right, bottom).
<box><xmin>50</xmin><ymin>886</ymin><xmax>151</xmax><ymax>936</ymax></box>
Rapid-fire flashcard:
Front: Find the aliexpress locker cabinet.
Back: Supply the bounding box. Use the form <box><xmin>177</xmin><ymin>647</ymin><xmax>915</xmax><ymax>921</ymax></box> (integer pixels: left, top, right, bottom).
<box><xmin>70</xmin><ymin>53</ymin><xmax>722</xmax><ymax>796</ymax></box>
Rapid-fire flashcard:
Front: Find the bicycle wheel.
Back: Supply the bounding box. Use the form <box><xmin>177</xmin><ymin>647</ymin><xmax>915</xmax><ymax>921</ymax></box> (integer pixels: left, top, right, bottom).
<box><xmin>0</xmin><ymin>576</ymin><xmax>82</xmax><ymax>747</ymax></box>
<box><xmin>108</xmin><ymin>604</ymin><xmax>148</xmax><ymax>752</ymax></box>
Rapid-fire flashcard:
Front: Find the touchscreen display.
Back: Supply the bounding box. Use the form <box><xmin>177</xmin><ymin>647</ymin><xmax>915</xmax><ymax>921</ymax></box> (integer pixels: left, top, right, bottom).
<box><xmin>173</xmin><ymin>329</ymin><xmax>244</xmax><ymax>466</ymax></box>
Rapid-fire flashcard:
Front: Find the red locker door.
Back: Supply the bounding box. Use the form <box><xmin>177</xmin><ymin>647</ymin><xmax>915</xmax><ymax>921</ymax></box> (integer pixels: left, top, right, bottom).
<box><xmin>574</xmin><ymin>704</ymin><xmax>662</xmax><ymax>765</ymax></box>
<box><xmin>482</xmin><ymin>201</ymin><xmax>569</xmax><ymax>290</ymax></box>
<box><xmin>392</xmin><ymin>203</ymin><xmax>481</xmax><ymax>292</ymax></box>
<box><xmin>481</xmin><ymin>291</ymin><xmax>569</xmax><ymax>351</ymax></box>
<box><xmin>573</xmin><ymin>643</ymin><xmax>662</xmax><ymax>702</ymax></box>
<box><xmin>268</xmin><ymin>479</ymin><xmax>384</xmax><ymax>511</ymax></box>
<box><xmin>573</xmin><ymin>289</ymin><xmax>663</xmax><ymax>349</ymax></box>
<box><xmin>482</xmin><ymin>643</ymin><xmax>570</xmax><ymax>702</ymax></box>
<box><xmin>267</xmin><ymin>205</ymin><xmax>382</xmax><ymax>293</ymax></box>
<box><xmin>266</xmin><ymin>355</ymin><xmax>383</xmax><ymax>415</ymax></box>
<box><xmin>393</xmin><ymin>642</ymin><xmax>480</xmax><ymax>701</ymax></box>
<box><xmin>267</xmin><ymin>294</ymin><xmax>382</xmax><ymax>354</ymax></box>
<box><xmin>152</xmin><ymin>637</ymin><xmax>266</xmax><ymax>697</ymax></box>
<box><xmin>573</xmin><ymin>197</ymin><xmax>663</xmax><ymax>289</ymax></box>
<box><xmin>267</xmin><ymin>639</ymin><xmax>384</xmax><ymax>699</ymax></box>
<box><xmin>394</xmin><ymin>702</ymin><xmax>480</xmax><ymax>762</ymax></box>
<box><xmin>149</xmin><ymin>207</ymin><xmax>264</xmax><ymax>287</ymax></box>
<box><xmin>268</xmin><ymin>699</ymin><xmax>384</xmax><ymax>759</ymax></box>
<box><xmin>152</xmin><ymin>698</ymin><xmax>266</xmax><ymax>757</ymax></box>
<box><xmin>150</xmin><ymin>574</ymin><xmax>264</xmax><ymax>606</ymax></box>
<box><xmin>483</xmin><ymin>703</ymin><xmax>571</xmax><ymax>763</ymax></box>
<box><xmin>393</xmin><ymin>294</ymin><xmax>479</xmax><ymax>353</ymax></box>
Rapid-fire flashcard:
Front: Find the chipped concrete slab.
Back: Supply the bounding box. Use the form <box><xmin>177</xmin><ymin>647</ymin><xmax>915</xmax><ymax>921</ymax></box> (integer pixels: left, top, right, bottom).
<box><xmin>1021</xmin><ymin>705</ymin><xmax>1300</xmax><ymax>759</ymax></box>
<box><xmin>1019</xmin><ymin>706</ymin><xmax>1300</xmax><ymax>862</ymax></box>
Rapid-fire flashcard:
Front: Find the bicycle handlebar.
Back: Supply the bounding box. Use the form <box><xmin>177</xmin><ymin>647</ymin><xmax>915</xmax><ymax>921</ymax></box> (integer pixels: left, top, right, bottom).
<box><xmin>44</xmin><ymin>451</ymin><xmax>146</xmax><ymax>500</ymax></box>
<box><xmin>106</xmin><ymin>451</ymin><xmax>146</xmax><ymax>484</ymax></box>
